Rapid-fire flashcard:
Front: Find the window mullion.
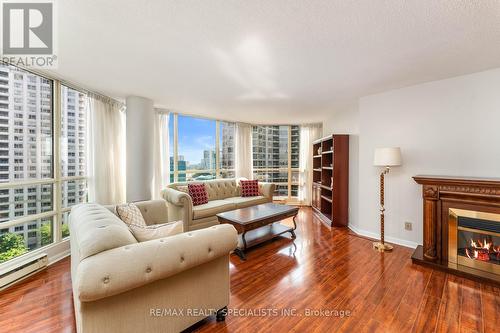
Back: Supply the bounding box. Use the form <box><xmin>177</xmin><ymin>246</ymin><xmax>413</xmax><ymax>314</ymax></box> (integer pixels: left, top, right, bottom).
<box><xmin>173</xmin><ymin>113</ymin><xmax>178</xmax><ymax>182</ymax></box>
<box><xmin>53</xmin><ymin>81</ymin><xmax>62</xmax><ymax>243</ymax></box>
<box><xmin>215</xmin><ymin>120</ymin><xmax>220</xmax><ymax>178</ymax></box>
<box><xmin>287</xmin><ymin>125</ymin><xmax>292</xmax><ymax>201</ymax></box>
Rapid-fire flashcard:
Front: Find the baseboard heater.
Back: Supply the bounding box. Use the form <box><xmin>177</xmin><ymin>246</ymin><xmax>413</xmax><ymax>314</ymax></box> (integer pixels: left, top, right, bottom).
<box><xmin>0</xmin><ymin>253</ymin><xmax>48</xmax><ymax>290</ymax></box>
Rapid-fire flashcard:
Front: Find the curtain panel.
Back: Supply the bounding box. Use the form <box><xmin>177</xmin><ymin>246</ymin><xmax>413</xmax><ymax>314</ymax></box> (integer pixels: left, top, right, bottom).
<box><xmin>235</xmin><ymin>122</ymin><xmax>253</xmax><ymax>179</ymax></box>
<box><xmin>153</xmin><ymin>110</ymin><xmax>170</xmax><ymax>199</ymax></box>
<box><xmin>87</xmin><ymin>94</ymin><xmax>126</xmax><ymax>205</ymax></box>
<box><xmin>298</xmin><ymin>123</ymin><xmax>322</xmax><ymax>205</ymax></box>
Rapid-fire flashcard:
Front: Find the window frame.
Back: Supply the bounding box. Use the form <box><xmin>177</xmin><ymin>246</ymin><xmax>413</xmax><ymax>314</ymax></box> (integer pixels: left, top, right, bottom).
<box><xmin>170</xmin><ymin>113</ymin><xmax>235</xmax><ymax>182</ymax></box>
<box><xmin>169</xmin><ymin>113</ymin><xmax>300</xmax><ymax>204</ymax></box>
<box><xmin>0</xmin><ymin>65</ymin><xmax>88</xmax><ymax>268</ymax></box>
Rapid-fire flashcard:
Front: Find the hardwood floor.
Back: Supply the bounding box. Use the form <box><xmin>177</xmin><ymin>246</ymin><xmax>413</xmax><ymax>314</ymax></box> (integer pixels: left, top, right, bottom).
<box><xmin>1</xmin><ymin>207</ymin><xmax>499</xmax><ymax>333</ymax></box>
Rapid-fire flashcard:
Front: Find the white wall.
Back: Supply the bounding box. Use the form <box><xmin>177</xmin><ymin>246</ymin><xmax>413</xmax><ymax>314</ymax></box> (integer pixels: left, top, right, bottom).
<box><xmin>325</xmin><ymin>68</ymin><xmax>500</xmax><ymax>248</ymax></box>
<box><xmin>126</xmin><ymin>96</ymin><xmax>155</xmax><ymax>202</ymax></box>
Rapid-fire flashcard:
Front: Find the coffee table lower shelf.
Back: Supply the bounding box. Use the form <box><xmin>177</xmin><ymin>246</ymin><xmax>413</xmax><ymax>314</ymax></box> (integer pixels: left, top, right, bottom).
<box><xmin>233</xmin><ymin>223</ymin><xmax>296</xmax><ymax>260</ymax></box>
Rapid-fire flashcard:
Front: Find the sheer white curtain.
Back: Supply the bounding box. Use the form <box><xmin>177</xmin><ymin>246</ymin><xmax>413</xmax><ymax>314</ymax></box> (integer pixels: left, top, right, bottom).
<box><xmin>235</xmin><ymin>122</ymin><xmax>253</xmax><ymax>179</ymax></box>
<box><xmin>298</xmin><ymin>123</ymin><xmax>322</xmax><ymax>205</ymax></box>
<box><xmin>87</xmin><ymin>94</ymin><xmax>126</xmax><ymax>205</ymax></box>
<box><xmin>152</xmin><ymin>110</ymin><xmax>170</xmax><ymax>199</ymax></box>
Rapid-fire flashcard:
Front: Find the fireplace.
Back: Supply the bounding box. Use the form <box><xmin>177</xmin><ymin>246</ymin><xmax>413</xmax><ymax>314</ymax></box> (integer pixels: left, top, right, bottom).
<box><xmin>448</xmin><ymin>209</ymin><xmax>500</xmax><ymax>277</ymax></box>
<box><xmin>413</xmin><ymin>176</ymin><xmax>500</xmax><ymax>285</ymax></box>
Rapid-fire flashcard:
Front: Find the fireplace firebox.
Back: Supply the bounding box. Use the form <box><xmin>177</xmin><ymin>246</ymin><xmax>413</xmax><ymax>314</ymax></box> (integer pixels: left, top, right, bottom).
<box><xmin>449</xmin><ymin>209</ymin><xmax>500</xmax><ymax>276</ymax></box>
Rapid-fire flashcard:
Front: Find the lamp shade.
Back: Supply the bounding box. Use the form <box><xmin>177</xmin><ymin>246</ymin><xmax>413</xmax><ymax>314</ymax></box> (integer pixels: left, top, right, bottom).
<box><xmin>373</xmin><ymin>147</ymin><xmax>402</xmax><ymax>167</ymax></box>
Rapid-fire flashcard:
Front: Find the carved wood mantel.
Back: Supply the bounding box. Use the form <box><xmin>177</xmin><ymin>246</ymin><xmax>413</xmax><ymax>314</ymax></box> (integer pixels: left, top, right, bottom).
<box><xmin>413</xmin><ymin>175</ymin><xmax>500</xmax><ymax>264</ymax></box>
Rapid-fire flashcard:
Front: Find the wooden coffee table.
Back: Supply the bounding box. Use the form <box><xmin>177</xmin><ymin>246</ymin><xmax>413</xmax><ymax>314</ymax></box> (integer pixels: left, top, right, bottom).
<box><xmin>216</xmin><ymin>203</ymin><xmax>299</xmax><ymax>260</ymax></box>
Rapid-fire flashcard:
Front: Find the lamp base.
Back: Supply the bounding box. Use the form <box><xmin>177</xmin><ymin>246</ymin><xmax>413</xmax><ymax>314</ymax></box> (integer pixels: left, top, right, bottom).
<box><xmin>373</xmin><ymin>242</ymin><xmax>393</xmax><ymax>252</ymax></box>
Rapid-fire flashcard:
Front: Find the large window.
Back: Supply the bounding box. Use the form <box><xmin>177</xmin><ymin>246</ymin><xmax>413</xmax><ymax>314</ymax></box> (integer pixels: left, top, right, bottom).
<box><xmin>252</xmin><ymin>125</ymin><xmax>300</xmax><ymax>201</ymax></box>
<box><xmin>168</xmin><ymin>114</ymin><xmax>301</xmax><ymax>203</ymax></box>
<box><xmin>0</xmin><ymin>64</ymin><xmax>88</xmax><ymax>264</ymax></box>
<box><xmin>169</xmin><ymin>114</ymin><xmax>235</xmax><ymax>182</ymax></box>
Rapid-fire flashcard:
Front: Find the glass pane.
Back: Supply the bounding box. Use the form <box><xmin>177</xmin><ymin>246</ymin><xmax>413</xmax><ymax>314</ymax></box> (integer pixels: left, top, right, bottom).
<box><xmin>0</xmin><ymin>216</ymin><xmax>53</xmax><ymax>263</ymax></box>
<box><xmin>253</xmin><ymin>170</ymin><xmax>288</xmax><ymax>183</ymax></box>
<box><xmin>220</xmin><ymin>121</ymin><xmax>235</xmax><ymax>175</ymax></box>
<box><xmin>61</xmin><ymin>85</ymin><xmax>87</xmax><ymax>177</ymax></box>
<box><xmin>290</xmin><ymin>125</ymin><xmax>300</xmax><ymax>168</ymax></box>
<box><xmin>219</xmin><ymin>170</ymin><xmax>235</xmax><ymax>179</ymax></box>
<box><xmin>177</xmin><ymin>115</ymin><xmax>216</xmax><ymax>181</ymax></box>
<box><xmin>274</xmin><ymin>184</ymin><xmax>289</xmax><ymax>197</ymax></box>
<box><xmin>0</xmin><ymin>183</ymin><xmax>53</xmax><ymax>222</ymax></box>
<box><xmin>62</xmin><ymin>179</ymin><xmax>87</xmax><ymax>208</ymax></box>
<box><xmin>458</xmin><ymin>229</ymin><xmax>500</xmax><ymax>266</ymax></box>
<box><xmin>61</xmin><ymin>212</ymin><xmax>70</xmax><ymax>239</ymax></box>
<box><xmin>0</xmin><ymin>63</ymin><xmax>53</xmax><ymax>182</ymax></box>
<box><xmin>186</xmin><ymin>171</ymin><xmax>216</xmax><ymax>181</ymax></box>
<box><xmin>252</xmin><ymin>125</ymin><xmax>289</xmax><ymax>169</ymax></box>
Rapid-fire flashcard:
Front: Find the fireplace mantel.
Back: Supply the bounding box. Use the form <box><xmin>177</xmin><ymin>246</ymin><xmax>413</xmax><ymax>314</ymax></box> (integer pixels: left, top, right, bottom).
<box><xmin>413</xmin><ymin>175</ymin><xmax>500</xmax><ymax>284</ymax></box>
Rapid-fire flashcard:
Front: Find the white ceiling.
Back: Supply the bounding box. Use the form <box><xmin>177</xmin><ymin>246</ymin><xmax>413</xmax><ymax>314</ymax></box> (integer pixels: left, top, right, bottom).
<box><xmin>51</xmin><ymin>0</ymin><xmax>500</xmax><ymax>124</ymax></box>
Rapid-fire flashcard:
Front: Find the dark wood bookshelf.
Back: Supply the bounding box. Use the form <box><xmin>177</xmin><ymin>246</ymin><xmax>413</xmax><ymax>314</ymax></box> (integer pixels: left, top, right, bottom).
<box><xmin>311</xmin><ymin>134</ymin><xmax>349</xmax><ymax>227</ymax></box>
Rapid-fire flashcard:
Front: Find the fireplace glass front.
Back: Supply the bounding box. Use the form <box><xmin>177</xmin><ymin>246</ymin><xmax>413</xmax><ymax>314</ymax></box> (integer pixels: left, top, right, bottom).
<box><xmin>449</xmin><ymin>209</ymin><xmax>500</xmax><ymax>276</ymax></box>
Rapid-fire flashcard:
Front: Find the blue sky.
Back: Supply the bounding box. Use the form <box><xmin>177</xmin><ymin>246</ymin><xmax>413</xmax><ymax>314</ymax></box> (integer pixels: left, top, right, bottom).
<box><xmin>170</xmin><ymin>115</ymin><xmax>216</xmax><ymax>165</ymax></box>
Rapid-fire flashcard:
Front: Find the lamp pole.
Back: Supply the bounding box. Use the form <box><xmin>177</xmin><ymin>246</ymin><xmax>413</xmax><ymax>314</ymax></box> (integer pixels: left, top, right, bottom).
<box><xmin>374</xmin><ymin>166</ymin><xmax>393</xmax><ymax>252</ymax></box>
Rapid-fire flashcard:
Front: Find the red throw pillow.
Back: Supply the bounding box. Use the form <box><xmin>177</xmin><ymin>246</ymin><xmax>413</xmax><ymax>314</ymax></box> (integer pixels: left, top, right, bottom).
<box><xmin>188</xmin><ymin>183</ymin><xmax>208</xmax><ymax>206</ymax></box>
<box><xmin>241</xmin><ymin>180</ymin><xmax>259</xmax><ymax>197</ymax></box>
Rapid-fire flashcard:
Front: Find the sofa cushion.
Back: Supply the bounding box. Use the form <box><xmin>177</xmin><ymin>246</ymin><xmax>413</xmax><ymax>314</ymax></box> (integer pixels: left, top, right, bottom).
<box><xmin>128</xmin><ymin>220</ymin><xmax>183</xmax><ymax>242</ymax></box>
<box><xmin>188</xmin><ymin>183</ymin><xmax>209</xmax><ymax>206</ymax></box>
<box><xmin>192</xmin><ymin>200</ymin><xmax>236</xmax><ymax>220</ymax></box>
<box><xmin>224</xmin><ymin>196</ymin><xmax>269</xmax><ymax>209</ymax></box>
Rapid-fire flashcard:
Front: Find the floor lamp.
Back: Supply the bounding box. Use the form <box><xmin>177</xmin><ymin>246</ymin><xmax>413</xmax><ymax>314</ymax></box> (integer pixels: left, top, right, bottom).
<box><xmin>373</xmin><ymin>147</ymin><xmax>402</xmax><ymax>252</ymax></box>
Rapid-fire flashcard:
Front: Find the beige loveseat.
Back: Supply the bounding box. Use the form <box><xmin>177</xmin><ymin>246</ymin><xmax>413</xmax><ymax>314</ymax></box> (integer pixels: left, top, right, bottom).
<box><xmin>70</xmin><ymin>200</ymin><xmax>238</xmax><ymax>333</ymax></box>
<box><xmin>162</xmin><ymin>179</ymin><xmax>276</xmax><ymax>231</ymax></box>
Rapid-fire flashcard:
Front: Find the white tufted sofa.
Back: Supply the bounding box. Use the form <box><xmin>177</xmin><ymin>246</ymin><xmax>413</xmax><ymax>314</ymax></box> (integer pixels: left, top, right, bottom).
<box><xmin>69</xmin><ymin>202</ymin><xmax>238</xmax><ymax>333</ymax></box>
<box><xmin>162</xmin><ymin>179</ymin><xmax>276</xmax><ymax>231</ymax></box>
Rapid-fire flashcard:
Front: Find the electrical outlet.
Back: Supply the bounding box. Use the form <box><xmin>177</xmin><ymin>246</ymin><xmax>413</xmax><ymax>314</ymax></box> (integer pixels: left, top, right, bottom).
<box><xmin>404</xmin><ymin>222</ymin><xmax>412</xmax><ymax>231</ymax></box>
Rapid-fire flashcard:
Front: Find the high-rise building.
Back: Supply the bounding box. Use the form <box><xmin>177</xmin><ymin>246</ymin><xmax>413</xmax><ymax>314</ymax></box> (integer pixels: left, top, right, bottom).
<box><xmin>252</xmin><ymin>125</ymin><xmax>300</xmax><ymax>197</ymax></box>
<box><xmin>0</xmin><ymin>64</ymin><xmax>86</xmax><ymax>250</ymax></box>
<box><xmin>170</xmin><ymin>155</ymin><xmax>187</xmax><ymax>182</ymax></box>
<box><xmin>200</xmin><ymin>149</ymin><xmax>216</xmax><ymax>170</ymax></box>
<box><xmin>220</xmin><ymin>122</ymin><xmax>235</xmax><ymax>172</ymax></box>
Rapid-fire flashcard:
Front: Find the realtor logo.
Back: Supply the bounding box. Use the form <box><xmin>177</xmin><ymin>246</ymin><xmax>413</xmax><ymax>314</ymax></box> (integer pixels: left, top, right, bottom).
<box><xmin>1</xmin><ymin>0</ymin><xmax>57</xmax><ymax>67</ymax></box>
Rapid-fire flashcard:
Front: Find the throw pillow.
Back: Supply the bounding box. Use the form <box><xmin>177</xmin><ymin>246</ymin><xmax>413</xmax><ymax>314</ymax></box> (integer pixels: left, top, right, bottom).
<box><xmin>241</xmin><ymin>180</ymin><xmax>259</xmax><ymax>197</ymax></box>
<box><xmin>188</xmin><ymin>183</ymin><xmax>209</xmax><ymax>206</ymax></box>
<box><xmin>128</xmin><ymin>220</ymin><xmax>183</xmax><ymax>242</ymax></box>
<box><xmin>116</xmin><ymin>203</ymin><xmax>147</xmax><ymax>227</ymax></box>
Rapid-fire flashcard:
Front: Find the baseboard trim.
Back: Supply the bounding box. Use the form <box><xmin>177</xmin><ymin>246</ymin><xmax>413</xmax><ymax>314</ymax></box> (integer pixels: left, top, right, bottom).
<box><xmin>348</xmin><ymin>224</ymin><xmax>419</xmax><ymax>249</ymax></box>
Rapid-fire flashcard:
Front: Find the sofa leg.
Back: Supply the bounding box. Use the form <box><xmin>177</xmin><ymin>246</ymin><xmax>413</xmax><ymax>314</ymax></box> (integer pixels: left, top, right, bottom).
<box><xmin>216</xmin><ymin>306</ymin><xmax>228</xmax><ymax>322</ymax></box>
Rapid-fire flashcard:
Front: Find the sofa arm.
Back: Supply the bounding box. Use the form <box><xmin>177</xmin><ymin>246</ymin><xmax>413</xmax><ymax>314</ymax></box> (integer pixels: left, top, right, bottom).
<box><xmin>259</xmin><ymin>182</ymin><xmax>276</xmax><ymax>200</ymax></box>
<box><xmin>162</xmin><ymin>187</ymin><xmax>192</xmax><ymax>207</ymax></box>
<box><xmin>74</xmin><ymin>224</ymin><xmax>238</xmax><ymax>302</ymax></box>
<box><xmin>162</xmin><ymin>188</ymin><xmax>193</xmax><ymax>230</ymax></box>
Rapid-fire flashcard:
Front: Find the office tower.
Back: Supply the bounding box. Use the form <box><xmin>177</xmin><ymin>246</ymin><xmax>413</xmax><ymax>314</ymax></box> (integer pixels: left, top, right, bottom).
<box><xmin>252</xmin><ymin>125</ymin><xmax>300</xmax><ymax>197</ymax></box>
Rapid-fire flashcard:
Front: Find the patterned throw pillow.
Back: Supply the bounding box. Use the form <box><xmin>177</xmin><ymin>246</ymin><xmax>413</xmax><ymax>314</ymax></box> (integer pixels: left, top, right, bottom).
<box><xmin>116</xmin><ymin>203</ymin><xmax>147</xmax><ymax>227</ymax></box>
<box><xmin>128</xmin><ymin>220</ymin><xmax>183</xmax><ymax>242</ymax></box>
<box><xmin>188</xmin><ymin>183</ymin><xmax>209</xmax><ymax>206</ymax></box>
<box><xmin>241</xmin><ymin>180</ymin><xmax>259</xmax><ymax>197</ymax></box>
